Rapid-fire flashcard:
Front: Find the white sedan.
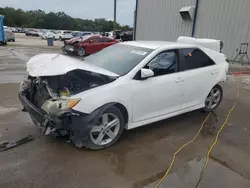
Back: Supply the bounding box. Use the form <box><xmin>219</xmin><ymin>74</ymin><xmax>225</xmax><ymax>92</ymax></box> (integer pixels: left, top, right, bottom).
<box><xmin>57</xmin><ymin>30</ymin><xmax>73</xmax><ymax>41</ymax></box>
<box><xmin>19</xmin><ymin>38</ymin><xmax>228</xmax><ymax>150</ymax></box>
<box><xmin>41</xmin><ymin>31</ymin><xmax>60</xmax><ymax>40</ymax></box>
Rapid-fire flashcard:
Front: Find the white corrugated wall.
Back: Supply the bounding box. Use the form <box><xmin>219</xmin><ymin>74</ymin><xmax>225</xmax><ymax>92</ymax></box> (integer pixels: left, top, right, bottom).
<box><xmin>194</xmin><ymin>0</ymin><xmax>250</xmax><ymax>59</ymax></box>
<box><xmin>136</xmin><ymin>0</ymin><xmax>195</xmax><ymax>41</ymax></box>
<box><xmin>136</xmin><ymin>0</ymin><xmax>250</xmax><ymax>58</ymax></box>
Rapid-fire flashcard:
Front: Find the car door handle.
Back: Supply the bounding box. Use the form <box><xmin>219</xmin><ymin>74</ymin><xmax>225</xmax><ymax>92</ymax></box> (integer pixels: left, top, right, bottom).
<box><xmin>211</xmin><ymin>70</ymin><xmax>219</xmax><ymax>75</ymax></box>
<box><xmin>175</xmin><ymin>77</ymin><xmax>184</xmax><ymax>83</ymax></box>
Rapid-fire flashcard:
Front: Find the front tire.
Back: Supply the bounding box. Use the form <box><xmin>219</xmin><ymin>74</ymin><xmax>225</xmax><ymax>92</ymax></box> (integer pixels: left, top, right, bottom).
<box><xmin>203</xmin><ymin>85</ymin><xmax>223</xmax><ymax>112</ymax></box>
<box><xmin>87</xmin><ymin>106</ymin><xmax>125</xmax><ymax>150</ymax></box>
<box><xmin>77</xmin><ymin>47</ymin><xmax>86</xmax><ymax>57</ymax></box>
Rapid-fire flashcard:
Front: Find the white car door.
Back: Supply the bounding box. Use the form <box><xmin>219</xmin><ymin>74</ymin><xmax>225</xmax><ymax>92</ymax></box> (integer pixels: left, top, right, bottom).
<box><xmin>179</xmin><ymin>48</ymin><xmax>221</xmax><ymax>110</ymax></box>
<box><xmin>131</xmin><ymin>50</ymin><xmax>183</xmax><ymax>122</ymax></box>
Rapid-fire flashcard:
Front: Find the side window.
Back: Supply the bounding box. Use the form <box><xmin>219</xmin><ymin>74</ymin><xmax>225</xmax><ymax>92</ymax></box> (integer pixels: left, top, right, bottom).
<box><xmin>181</xmin><ymin>48</ymin><xmax>215</xmax><ymax>70</ymax></box>
<box><xmin>89</xmin><ymin>37</ymin><xmax>100</xmax><ymax>43</ymax></box>
<box><xmin>146</xmin><ymin>51</ymin><xmax>178</xmax><ymax>76</ymax></box>
<box><xmin>98</xmin><ymin>38</ymin><xmax>107</xmax><ymax>42</ymax></box>
<box><xmin>102</xmin><ymin>37</ymin><xmax>113</xmax><ymax>42</ymax></box>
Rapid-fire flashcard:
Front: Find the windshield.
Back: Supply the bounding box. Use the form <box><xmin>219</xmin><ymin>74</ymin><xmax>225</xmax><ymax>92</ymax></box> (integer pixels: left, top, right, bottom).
<box><xmin>84</xmin><ymin>44</ymin><xmax>153</xmax><ymax>76</ymax></box>
<box><xmin>72</xmin><ymin>32</ymin><xmax>79</xmax><ymax>37</ymax></box>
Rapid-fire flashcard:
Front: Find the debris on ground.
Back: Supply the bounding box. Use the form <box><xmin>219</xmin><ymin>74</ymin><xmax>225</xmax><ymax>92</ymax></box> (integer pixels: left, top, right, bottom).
<box><xmin>0</xmin><ymin>135</ymin><xmax>34</xmax><ymax>152</ymax></box>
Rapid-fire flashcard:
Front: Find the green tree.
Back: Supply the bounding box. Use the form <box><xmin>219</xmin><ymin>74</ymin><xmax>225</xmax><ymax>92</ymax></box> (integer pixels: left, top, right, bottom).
<box><xmin>0</xmin><ymin>6</ymin><xmax>133</xmax><ymax>31</ymax></box>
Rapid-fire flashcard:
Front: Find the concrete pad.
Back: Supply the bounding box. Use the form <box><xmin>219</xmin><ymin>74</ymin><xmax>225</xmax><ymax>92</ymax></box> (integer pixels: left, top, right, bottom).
<box><xmin>144</xmin><ymin>158</ymin><xmax>250</xmax><ymax>188</ymax></box>
<box><xmin>0</xmin><ymin>34</ymin><xmax>250</xmax><ymax>188</ymax></box>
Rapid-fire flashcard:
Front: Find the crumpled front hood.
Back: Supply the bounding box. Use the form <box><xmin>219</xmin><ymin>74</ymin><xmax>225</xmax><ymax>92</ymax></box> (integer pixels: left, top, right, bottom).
<box><xmin>27</xmin><ymin>53</ymin><xmax>119</xmax><ymax>77</ymax></box>
<box><xmin>66</xmin><ymin>37</ymin><xmax>82</xmax><ymax>44</ymax></box>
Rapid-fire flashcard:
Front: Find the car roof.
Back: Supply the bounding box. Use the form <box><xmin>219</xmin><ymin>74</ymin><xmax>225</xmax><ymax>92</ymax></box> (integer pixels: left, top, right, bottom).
<box><xmin>120</xmin><ymin>41</ymin><xmax>197</xmax><ymax>50</ymax></box>
<box><xmin>90</xmin><ymin>35</ymin><xmax>110</xmax><ymax>39</ymax></box>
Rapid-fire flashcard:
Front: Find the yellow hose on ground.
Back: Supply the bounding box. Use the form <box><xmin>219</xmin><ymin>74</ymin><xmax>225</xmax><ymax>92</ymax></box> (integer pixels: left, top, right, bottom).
<box><xmin>154</xmin><ymin>113</ymin><xmax>211</xmax><ymax>188</ymax></box>
<box><xmin>193</xmin><ymin>77</ymin><xmax>240</xmax><ymax>188</ymax></box>
<box><xmin>154</xmin><ymin>74</ymin><xmax>241</xmax><ymax>188</ymax></box>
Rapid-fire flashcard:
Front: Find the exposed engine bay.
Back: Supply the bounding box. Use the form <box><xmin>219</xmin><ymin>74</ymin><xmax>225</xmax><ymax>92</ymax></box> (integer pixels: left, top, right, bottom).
<box><xmin>21</xmin><ymin>69</ymin><xmax>114</xmax><ymax>110</ymax></box>
<box><xmin>19</xmin><ymin>69</ymin><xmax>116</xmax><ymax>148</ymax></box>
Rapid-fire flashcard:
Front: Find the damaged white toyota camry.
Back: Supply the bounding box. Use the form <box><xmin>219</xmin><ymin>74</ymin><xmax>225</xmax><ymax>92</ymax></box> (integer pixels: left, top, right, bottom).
<box><xmin>19</xmin><ymin>37</ymin><xmax>228</xmax><ymax>150</ymax></box>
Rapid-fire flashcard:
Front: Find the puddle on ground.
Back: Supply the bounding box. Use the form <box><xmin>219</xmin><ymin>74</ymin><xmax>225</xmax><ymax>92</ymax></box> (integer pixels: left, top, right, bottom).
<box><xmin>201</xmin><ymin>112</ymin><xmax>218</xmax><ymax>137</ymax></box>
<box><xmin>135</xmin><ymin>157</ymin><xmax>250</xmax><ymax>188</ymax></box>
<box><xmin>242</xmin><ymin>77</ymin><xmax>250</xmax><ymax>90</ymax></box>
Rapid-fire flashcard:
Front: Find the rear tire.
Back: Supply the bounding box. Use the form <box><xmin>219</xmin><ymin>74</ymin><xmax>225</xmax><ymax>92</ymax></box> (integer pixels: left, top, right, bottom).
<box><xmin>203</xmin><ymin>85</ymin><xmax>223</xmax><ymax>112</ymax></box>
<box><xmin>87</xmin><ymin>106</ymin><xmax>125</xmax><ymax>150</ymax></box>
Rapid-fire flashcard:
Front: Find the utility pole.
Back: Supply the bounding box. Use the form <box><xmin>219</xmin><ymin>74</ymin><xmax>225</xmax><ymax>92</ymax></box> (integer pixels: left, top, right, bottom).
<box><xmin>113</xmin><ymin>0</ymin><xmax>117</xmax><ymax>38</ymax></box>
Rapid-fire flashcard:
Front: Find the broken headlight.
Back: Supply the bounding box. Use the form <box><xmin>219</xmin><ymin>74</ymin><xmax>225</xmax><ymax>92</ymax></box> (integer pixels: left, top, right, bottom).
<box><xmin>59</xmin><ymin>99</ymin><xmax>81</xmax><ymax>110</ymax></box>
<box><xmin>41</xmin><ymin>99</ymin><xmax>81</xmax><ymax>116</ymax></box>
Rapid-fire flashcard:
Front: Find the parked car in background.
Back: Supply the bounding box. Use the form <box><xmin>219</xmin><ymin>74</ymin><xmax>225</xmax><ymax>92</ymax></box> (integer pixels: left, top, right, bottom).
<box><xmin>19</xmin><ymin>38</ymin><xmax>228</xmax><ymax>150</ymax></box>
<box><xmin>102</xmin><ymin>30</ymin><xmax>122</xmax><ymax>40</ymax></box>
<box><xmin>8</xmin><ymin>27</ymin><xmax>18</xmax><ymax>33</ymax></box>
<box><xmin>57</xmin><ymin>31</ymin><xmax>73</xmax><ymax>41</ymax></box>
<box><xmin>4</xmin><ymin>29</ymin><xmax>15</xmax><ymax>42</ymax></box>
<box><xmin>41</xmin><ymin>31</ymin><xmax>60</xmax><ymax>40</ymax></box>
<box><xmin>16</xmin><ymin>28</ymin><xmax>26</xmax><ymax>33</ymax></box>
<box><xmin>120</xmin><ymin>31</ymin><xmax>133</xmax><ymax>42</ymax></box>
<box><xmin>40</xmin><ymin>31</ymin><xmax>48</xmax><ymax>39</ymax></box>
<box><xmin>72</xmin><ymin>31</ymin><xmax>94</xmax><ymax>38</ymax></box>
<box><xmin>37</xmin><ymin>31</ymin><xmax>45</xmax><ymax>37</ymax></box>
<box><xmin>26</xmin><ymin>30</ymin><xmax>39</xmax><ymax>37</ymax></box>
<box><xmin>62</xmin><ymin>35</ymin><xmax>117</xmax><ymax>56</ymax></box>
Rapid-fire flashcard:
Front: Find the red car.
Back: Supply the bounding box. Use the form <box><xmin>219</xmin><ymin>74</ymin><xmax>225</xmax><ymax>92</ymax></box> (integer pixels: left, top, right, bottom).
<box><xmin>62</xmin><ymin>35</ymin><xmax>118</xmax><ymax>57</ymax></box>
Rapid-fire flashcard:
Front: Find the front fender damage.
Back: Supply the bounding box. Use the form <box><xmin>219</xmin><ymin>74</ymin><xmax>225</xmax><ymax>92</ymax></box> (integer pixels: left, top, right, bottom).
<box><xmin>19</xmin><ymin>71</ymin><xmax>117</xmax><ymax>148</ymax></box>
<box><xmin>69</xmin><ymin>103</ymin><xmax>115</xmax><ymax>148</ymax></box>
<box><xmin>20</xmin><ymin>91</ymin><xmax>114</xmax><ymax>148</ymax></box>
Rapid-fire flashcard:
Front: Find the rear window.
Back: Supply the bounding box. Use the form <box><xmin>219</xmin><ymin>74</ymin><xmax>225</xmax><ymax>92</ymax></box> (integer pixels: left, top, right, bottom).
<box><xmin>83</xmin><ymin>32</ymin><xmax>92</xmax><ymax>35</ymax></box>
<box><xmin>181</xmin><ymin>48</ymin><xmax>215</xmax><ymax>70</ymax></box>
<box><xmin>84</xmin><ymin>44</ymin><xmax>153</xmax><ymax>76</ymax></box>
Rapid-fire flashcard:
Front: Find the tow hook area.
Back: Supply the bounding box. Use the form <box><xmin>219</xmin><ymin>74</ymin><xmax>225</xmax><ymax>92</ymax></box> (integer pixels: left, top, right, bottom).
<box><xmin>0</xmin><ymin>135</ymin><xmax>35</xmax><ymax>152</ymax></box>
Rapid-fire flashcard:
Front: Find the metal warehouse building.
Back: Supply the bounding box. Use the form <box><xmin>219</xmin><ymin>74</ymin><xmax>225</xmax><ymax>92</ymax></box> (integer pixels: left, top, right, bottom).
<box><xmin>134</xmin><ymin>0</ymin><xmax>250</xmax><ymax>59</ymax></box>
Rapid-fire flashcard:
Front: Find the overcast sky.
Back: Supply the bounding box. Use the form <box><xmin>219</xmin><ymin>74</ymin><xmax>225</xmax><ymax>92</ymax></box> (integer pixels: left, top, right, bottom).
<box><xmin>1</xmin><ymin>0</ymin><xmax>136</xmax><ymax>26</ymax></box>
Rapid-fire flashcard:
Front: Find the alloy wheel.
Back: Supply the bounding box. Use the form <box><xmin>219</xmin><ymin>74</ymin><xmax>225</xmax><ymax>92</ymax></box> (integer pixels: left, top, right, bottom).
<box><xmin>205</xmin><ymin>87</ymin><xmax>221</xmax><ymax>109</ymax></box>
<box><xmin>78</xmin><ymin>48</ymin><xmax>86</xmax><ymax>56</ymax></box>
<box><xmin>90</xmin><ymin>113</ymin><xmax>120</xmax><ymax>146</ymax></box>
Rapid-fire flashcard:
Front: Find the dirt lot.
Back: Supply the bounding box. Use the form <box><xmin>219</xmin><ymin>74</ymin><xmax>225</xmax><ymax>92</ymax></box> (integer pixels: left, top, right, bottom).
<box><xmin>0</xmin><ymin>34</ymin><xmax>250</xmax><ymax>188</ymax></box>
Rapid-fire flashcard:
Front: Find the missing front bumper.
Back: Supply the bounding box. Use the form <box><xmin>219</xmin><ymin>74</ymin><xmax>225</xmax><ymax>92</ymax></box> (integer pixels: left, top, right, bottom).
<box><xmin>19</xmin><ymin>93</ymin><xmax>67</xmax><ymax>129</ymax></box>
<box><xmin>19</xmin><ymin>93</ymin><xmax>93</xmax><ymax>148</ymax></box>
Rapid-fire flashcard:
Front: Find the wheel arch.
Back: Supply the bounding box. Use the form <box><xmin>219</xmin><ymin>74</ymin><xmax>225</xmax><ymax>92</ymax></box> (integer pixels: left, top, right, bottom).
<box><xmin>205</xmin><ymin>82</ymin><xmax>223</xmax><ymax>98</ymax></box>
<box><xmin>203</xmin><ymin>83</ymin><xmax>223</xmax><ymax>112</ymax></box>
<box><xmin>92</xmin><ymin>102</ymin><xmax>129</xmax><ymax>128</ymax></box>
<box><xmin>113</xmin><ymin>103</ymin><xmax>129</xmax><ymax>126</ymax></box>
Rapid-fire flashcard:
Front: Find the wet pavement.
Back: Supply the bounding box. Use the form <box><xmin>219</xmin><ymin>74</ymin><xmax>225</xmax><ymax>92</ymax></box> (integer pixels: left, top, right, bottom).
<box><xmin>0</xmin><ymin>37</ymin><xmax>250</xmax><ymax>188</ymax></box>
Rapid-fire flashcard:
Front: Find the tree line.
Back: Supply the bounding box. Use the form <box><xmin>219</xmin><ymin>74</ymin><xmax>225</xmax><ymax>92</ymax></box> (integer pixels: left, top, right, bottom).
<box><xmin>0</xmin><ymin>7</ymin><xmax>133</xmax><ymax>32</ymax></box>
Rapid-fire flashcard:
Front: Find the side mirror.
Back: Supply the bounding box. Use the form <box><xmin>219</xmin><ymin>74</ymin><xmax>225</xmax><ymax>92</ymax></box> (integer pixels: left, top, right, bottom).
<box><xmin>141</xmin><ymin>68</ymin><xmax>154</xmax><ymax>79</ymax></box>
<box><xmin>89</xmin><ymin>40</ymin><xmax>93</xmax><ymax>43</ymax></box>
